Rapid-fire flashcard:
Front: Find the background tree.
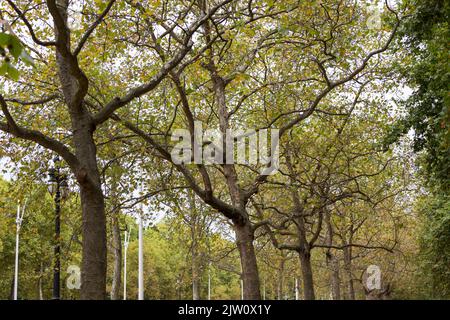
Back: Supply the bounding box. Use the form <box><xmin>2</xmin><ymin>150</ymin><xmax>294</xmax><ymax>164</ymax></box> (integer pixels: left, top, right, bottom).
<box><xmin>385</xmin><ymin>0</ymin><xmax>450</xmax><ymax>299</ymax></box>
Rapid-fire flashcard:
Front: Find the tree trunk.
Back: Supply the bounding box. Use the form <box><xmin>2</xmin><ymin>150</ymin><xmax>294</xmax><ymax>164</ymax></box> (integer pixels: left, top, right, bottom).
<box><xmin>324</xmin><ymin>211</ymin><xmax>341</xmax><ymax>300</ymax></box>
<box><xmin>277</xmin><ymin>259</ymin><xmax>285</xmax><ymax>300</ymax></box>
<box><xmin>234</xmin><ymin>222</ymin><xmax>261</xmax><ymax>300</ymax></box>
<box><xmin>286</xmin><ymin>166</ymin><xmax>316</xmax><ymax>301</ymax></box>
<box><xmin>328</xmin><ymin>254</ymin><xmax>341</xmax><ymax>300</ymax></box>
<box><xmin>79</xmin><ymin>184</ymin><xmax>107</xmax><ymax>299</ymax></box>
<box><xmin>9</xmin><ymin>277</ymin><xmax>14</xmax><ymax>300</ymax></box>
<box><xmin>192</xmin><ymin>229</ymin><xmax>200</xmax><ymax>300</ymax></box>
<box><xmin>72</xmin><ymin>114</ymin><xmax>107</xmax><ymax>300</ymax></box>
<box><xmin>205</xmin><ymin>32</ymin><xmax>261</xmax><ymax>300</ymax></box>
<box><xmin>53</xmin><ymin>0</ymin><xmax>107</xmax><ymax>299</ymax></box>
<box><xmin>110</xmin><ymin>214</ymin><xmax>122</xmax><ymax>300</ymax></box>
<box><xmin>192</xmin><ymin>256</ymin><xmax>200</xmax><ymax>300</ymax></box>
<box><xmin>38</xmin><ymin>261</ymin><xmax>44</xmax><ymax>300</ymax></box>
<box><xmin>298</xmin><ymin>251</ymin><xmax>315</xmax><ymax>300</ymax></box>
<box><xmin>189</xmin><ymin>192</ymin><xmax>200</xmax><ymax>300</ymax></box>
<box><xmin>343</xmin><ymin>246</ymin><xmax>355</xmax><ymax>300</ymax></box>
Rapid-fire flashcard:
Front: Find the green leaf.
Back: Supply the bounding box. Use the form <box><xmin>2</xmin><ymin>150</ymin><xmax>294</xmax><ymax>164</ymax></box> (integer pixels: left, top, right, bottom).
<box><xmin>8</xmin><ymin>35</ymin><xmax>23</xmax><ymax>60</ymax></box>
<box><xmin>6</xmin><ymin>63</ymin><xmax>20</xmax><ymax>81</ymax></box>
<box><xmin>0</xmin><ymin>33</ymin><xmax>10</xmax><ymax>47</ymax></box>
<box><xmin>0</xmin><ymin>62</ymin><xmax>7</xmax><ymax>76</ymax></box>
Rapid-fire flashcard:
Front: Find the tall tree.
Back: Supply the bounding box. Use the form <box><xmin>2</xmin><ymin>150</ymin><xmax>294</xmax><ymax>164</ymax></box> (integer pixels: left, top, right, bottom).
<box><xmin>0</xmin><ymin>0</ymin><xmax>232</xmax><ymax>298</ymax></box>
<box><xmin>386</xmin><ymin>0</ymin><xmax>450</xmax><ymax>298</ymax></box>
<box><xmin>116</xmin><ymin>0</ymin><xmax>401</xmax><ymax>299</ymax></box>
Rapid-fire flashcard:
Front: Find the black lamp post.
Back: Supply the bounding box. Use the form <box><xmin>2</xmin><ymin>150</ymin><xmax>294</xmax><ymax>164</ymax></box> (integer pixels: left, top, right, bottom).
<box><xmin>48</xmin><ymin>156</ymin><xmax>68</xmax><ymax>300</ymax></box>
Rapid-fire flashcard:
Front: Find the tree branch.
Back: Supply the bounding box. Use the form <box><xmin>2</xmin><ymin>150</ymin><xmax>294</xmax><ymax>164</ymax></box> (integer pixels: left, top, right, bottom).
<box><xmin>73</xmin><ymin>0</ymin><xmax>116</xmax><ymax>56</ymax></box>
<box><xmin>6</xmin><ymin>0</ymin><xmax>57</xmax><ymax>46</ymax></box>
<box><xmin>92</xmin><ymin>0</ymin><xmax>234</xmax><ymax>126</ymax></box>
<box><xmin>0</xmin><ymin>94</ymin><xmax>79</xmax><ymax>171</ymax></box>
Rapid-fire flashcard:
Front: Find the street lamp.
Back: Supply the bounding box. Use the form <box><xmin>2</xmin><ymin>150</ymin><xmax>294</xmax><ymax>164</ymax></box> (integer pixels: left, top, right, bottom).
<box><xmin>138</xmin><ymin>212</ymin><xmax>144</xmax><ymax>300</ymax></box>
<box><xmin>48</xmin><ymin>156</ymin><xmax>68</xmax><ymax>300</ymax></box>
<box><xmin>123</xmin><ymin>226</ymin><xmax>131</xmax><ymax>300</ymax></box>
<box><xmin>13</xmin><ymin>202</ymin><xmax>26</xmax><ymax>300</ymax></box>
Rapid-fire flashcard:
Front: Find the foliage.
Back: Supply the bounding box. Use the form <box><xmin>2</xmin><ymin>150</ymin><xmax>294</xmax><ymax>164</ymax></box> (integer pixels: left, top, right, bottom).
<box><xmin>415</xmin><ymin>193</ymin><xmax>450</xmax><ymax>299</ymax></box>
<box><xmin>0</xmin><ymin>32</ymin><xmax>33</xmax><ymax>81</ymax></box>
<box><xmin>0</xmin><ymin>0</ymin><xmax>446</xmax><ymax>300</ymax></box>
<box><xmin>386</xmin><ymin>0</ymin><xmax>450</xmax><ymax>190</ymax></box>
<box><xmin>384</xmin><ymin>0</ymin><xmax>450</xmax><ymax>299</ymax></box>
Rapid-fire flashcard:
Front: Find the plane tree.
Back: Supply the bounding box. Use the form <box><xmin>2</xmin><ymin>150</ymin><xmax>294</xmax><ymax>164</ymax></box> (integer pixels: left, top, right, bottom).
<box><xmin>0</xmin><ymin>0</ymin><xmax>234</xmax><ymax>299</ymax></box>
<box><xmin>111</xmin><ymin>0</ymin><xmax>402</xmax><ymax>299</ymax></box>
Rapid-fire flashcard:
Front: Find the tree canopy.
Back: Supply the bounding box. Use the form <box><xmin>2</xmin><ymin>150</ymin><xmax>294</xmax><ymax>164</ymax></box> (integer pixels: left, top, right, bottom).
<box><xmin>0</xmin><ymin>0</ymin><xmax>448</xmax><ymax>301</ymax></box>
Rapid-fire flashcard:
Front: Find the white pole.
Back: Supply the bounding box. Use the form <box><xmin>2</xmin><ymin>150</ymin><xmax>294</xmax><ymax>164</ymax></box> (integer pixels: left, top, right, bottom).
<box><xmin>123</xmin><ymin>231</ymin><xmax>127</xmax><ymax>300</ymax></box>
<box><xmin>263</xmin><ymin>277</ymin><xmax>266</xmax><ymax>300</ymax></box>
<box><xmin>13</xmin><ymin>203</ymin><xmax>25</xmax><ymax>300</ymax></box>
<box><xmin>295</xmin><ymin>278</ymin><xmax>299</xmax><ymax>300</ymax></box>
<box><xmin>123</xmin><ymin>229</ymin><xmax>130</xmax><ymax>300</ymax></box>
<box><xmin>138</xmin><ymin>214</ymin><xmax>144</xmax><ymax>300</ymax></box>
<box><xmin>13</xmin><ymin>205</ymin><xmax>20</xmax><ymax>300</ymax></box>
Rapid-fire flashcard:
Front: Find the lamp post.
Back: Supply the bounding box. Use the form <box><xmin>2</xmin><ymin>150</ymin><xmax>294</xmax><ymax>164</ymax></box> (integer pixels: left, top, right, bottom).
<box><xmin>262</xmin><ymin>277</ymin><xmax>266</xmax><ymax>300</ymax></box>
<box><xmin>48</xmin><ymin>156</ymin><xmax>68</xmax><ymax>300</ymax></box>
<box><xmin>13</xmin><ymin>203</ymin><xmax>26</xmax><ymax>300</ymax></box>
<box><xmin>138</xmin><ymin>213</ymin><xmax>144</xmax><ymax>300</ymax></box>
<box><xmin>123</xmin><ymin>227</ymin><xmax>131</xmax><ymax>300</ymax></box>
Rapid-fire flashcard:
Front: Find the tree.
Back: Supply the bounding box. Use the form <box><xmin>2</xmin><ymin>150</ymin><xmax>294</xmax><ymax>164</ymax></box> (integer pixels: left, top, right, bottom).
<box><xmin>252</xmin><ymin>82</ymin><xmax>410</xmax><ymax>299</ymax></box>
<box><xmin>114</xmin><ymin>0</ymin><xmax>401</xmax><ymax>299</ymax></box>
<box><xmin>1</xmin><ymin>0</ymin><xmax>433</xmax><ymax>302</ymax></box>
<box><xmin>385</xmin><ymin>0</ymin><xmax>450</xmax><ymax>298</ymax></box>
<box><xmin>387</xmin><ymin>0</ymin><xmax>449</xmax><ymax>190</ymax></box>
<box><xmin>0</xmin><ymin>0</ymin><xmax>233</xmax><ymax>299</ymax></box>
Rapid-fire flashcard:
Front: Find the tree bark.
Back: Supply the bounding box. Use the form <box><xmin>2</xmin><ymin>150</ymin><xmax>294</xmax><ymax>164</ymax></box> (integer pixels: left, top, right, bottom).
<box><xmin>234</xmin><ymin>222</ymin><xmax>261</xmax><ymax>300</ymax></box>
<box><xmin>328</xmin><ymin>254</ymin><xmax>341</xmax><ymax>300</ymax></box>
<box><xmin>298</xmin><ymin>250</ymin><xmax>315</xmax><ymax>300</ymax></box>
<box><xmin>324</xmin><ymin>210</ymin><xmax>341</xmax><ymax>300</ymax></box>
<box><xmin>70</xmin><ymin>113</ymin><xmax>106</xmax><ymax>299</ymax></box>
<box><xmin>286</xmin><ymin>155</ymin><xmax>316</xmax><ymax>300</ymax></box>
<box><xmin>38</xmin><ymin>261</ymin><xmax>44</xmax><ymax>300</ymax></box>
<box><xmin>52</xmin><ymin>0</ymin><xmax>107</xmax><ymax>299</ymax></box>
<box><xmin>343</xmin><ymin>246</ymin><xmax>355</xmax><ymax>300</ymax></box>
<box><xmin>192</xmin><ymin>254</ymin><xmax>200</xmax><ymax>300</ymax></box>
<box><xmin>191</xmin><ymin>224</ymin><xmax>200</xmax><ymax>300</ymax></box>
<box><xmin>79</xmin><ymin>184</ymin><xmax>107</xmax><ymax>299</ymax></box>
<box><xmin>209</xmin><ymin>66</ymin><xmax>261</xmax><ymax>300</ymax></box>
<box><xmin>186</xmin><ymin>190</ymin><xmax>201</xmax><ymax>300</ymax></box>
